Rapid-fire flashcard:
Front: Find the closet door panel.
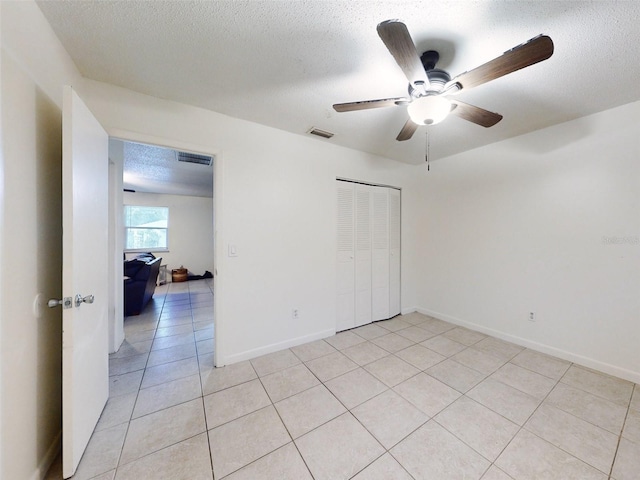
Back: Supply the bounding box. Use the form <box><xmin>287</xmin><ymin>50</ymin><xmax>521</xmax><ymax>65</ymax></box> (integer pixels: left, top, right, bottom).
<box><xmin>389</xmin><ymin>188</ymin><xmax>401</xmax><ymax>316</ymax></box>
<box><xmin>372</xmin><ymin>188</ymin><xmax>390</xmax><ymax>321</ymax></box>
<box><xmin>336</xmin><ymin>183</ymin><xmax>355</xmax><ymax>331</ymax></box>
<box><xmin>354</xmin><ymin>184</ymin><xmax>373</xmax><ymax>327</ymax></box>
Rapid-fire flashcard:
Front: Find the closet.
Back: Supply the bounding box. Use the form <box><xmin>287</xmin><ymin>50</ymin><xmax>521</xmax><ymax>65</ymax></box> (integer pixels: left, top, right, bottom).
<box><xmin>337</xmin><ymin>180</ymin><xmax>400</xmax><ymax>332</ymax></box>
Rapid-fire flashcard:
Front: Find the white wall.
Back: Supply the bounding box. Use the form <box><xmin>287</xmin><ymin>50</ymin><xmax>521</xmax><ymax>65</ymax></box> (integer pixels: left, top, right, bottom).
<box><xmin>123</xmin><ymin>191</ymin><xmax>214</xmax><ymax>276</ymax></box>
<box><xmin>415</xmin><ymin>101</ymin><xmax>640</xmax><ymax>383</ymax></box>
<box><xmin>0</xmin><ymin>2</ymin><xmax>83</xmax><ymax>479</ymax></box>
<box><xmin>78</xmin><ymin>79</ymin><xmax>424</xmax><ymax>365</ymax></box>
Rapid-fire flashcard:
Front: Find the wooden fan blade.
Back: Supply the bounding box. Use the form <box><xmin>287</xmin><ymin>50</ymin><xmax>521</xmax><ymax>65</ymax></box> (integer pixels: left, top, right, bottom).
<box><xmin>450</xmin><ymin>100</ymin><xmax>503</xmax><ymax>127</ymax></box>
<box><xmin>396</xmin><ymin>118</ymin><xmax>419</xmax><ymax>141</ymax></box>
<box><xmin>377</xmin><ymin>20</ymin><xmax>430</xmax><ymax>88</ymax></box>
<box><xmin>333</xmin><ymin>97</ymin><xmax>406</xmax><ymax>113</ymax></box>
<box><xmin>452</xmin><ymin>35</ymin><xmax>554</xmax><ymax>91</ymax></box>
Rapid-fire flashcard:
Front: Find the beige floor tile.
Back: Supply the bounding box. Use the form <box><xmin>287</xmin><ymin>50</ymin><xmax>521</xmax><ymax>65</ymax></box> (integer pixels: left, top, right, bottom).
<box><xmin>452</xmin><ymin>347</ymin><xmax>507</xmax><ymax>375</ymax></box>
<box><xmin>417</xmin><ymin>317</ymin><xmax>456</xmax><ymax>335</ymax></box>
<box><xmin>561</xmin><ymin>365</ymin><xmax>634</xmax><ymax>406</ymax></box>
<box><xmin>351</xmin><ymin>453</ymin><xmax>413</xmax><ymax>480</ymax></box>
<box><xmin>71</xmin><ymin>424</ymin><xmax>128</xmax><ymax>480</ymax></box>
<box><xmin>395</xmin><ymin>325</ymin><xmax>437</xmax><ymax>343</ymax></box>
<box><xmin>370</xmin><ymin>333</ymin><xmax>415</xmax><ymax>353</ymax></box>
<box><xmin>224</xmin><ymin>443</ymin><xmax>312</xmax><ymax>480</ymax></box>
<box><xmin>109</xmin><ymin>370</ymin><xmax>144</xmax><ymax>397</ymax></box>
<box><xmin>472</xmin><ymin>337</ymin><xmax>524</xmax><ymax>362</ymax></box>
<box><xmin>196</xmin><ymin>338</ymin><xmax>214</xmax><ymax>355</ymax></box>
<box><xmin>123</xmin><ymin>329</ymin><xmax>156</xmax><ymax>345</ymax></box>
<box><xmin>391</xmin><ymin>420</ymin><xmax>490</xmax><ymax>480</ymax></box>
<box><xmin>260</xmin><ymin>363</ymin><xmax>319</xmax><ymax>403</ymax></box>
<box><xmin>481</xmin><ymin>465</ymin><xmax>514</xmax><ymax>480</ymax></box>
<box><xmin>250</xmin><ymin>349</ymin><xmax>300</xmax><ymax>376</ymax></box>
<box><xmin>290</xmin><ymin>339</ymin><xmax>337</xmax><ymax>362</ymax></box>
<box><xmin>443</xmin><ymin>327</ymin><xmax>487</xmax><ymax>346</ymax></box>
<box><xmin>146</xmin><ymin>342</ymin><xmax>196</xmax><ymax>368</ymax></box>
<box><xmin>353</xmin><ymin>323</ymin><xmax>392</xmax><ymax>340</ymax></box>
<box><xmin>545</xmin><ymin>383</ymin><xmax>627</xmax><ymax>434</ymax></box>
<box><xmin>132</xmin><ymin>374</ymin><xmax>202</xmax><ymax>418</ymax></box>
<box><xmin>154</xmin><ymin>323</ymin><xmax>193</xmax><ymax>338</ymax></box>
<box><xmin>200</xmin><ymin>360</ymin><xmax>257</xmax><ymax>395</ymax></box>
<box><xmin>490</xmin><ymin>363</ymin><xmax>556</xmax><ymax>400</ymax></box>
<box><xmin>120</xmin><ymin>399</ymin><xmax>206</xmax><ymax>465</ymax></box>
<box><xmin>114</xmin><ymin>433</ymin><xmax>212</xmax><ymax>480</ymax></box>
<box><xmin>377</xmin><ymin>317</ymin><xmax>412</xmax><ymax>332</ymax></box>
<box><xmin>151</xmin><ymin>332</ymin><xmax>195</xmax><ymax>351</ymax></box>
<box><xmin>467</xmin><ymin>378</ymin><xmax>541</xmax><ymax>425</ymax></box>
<box><xmin>109</xmin><ymin>353</ymin><xmax>148</xmax><ymax>376</ymax></box>
<box><xmin>510</xmin><ymin>349</ymin><xmax>570</xmax><ymax>380</ymax></box>
<box><xmin>274</xmin><ymin>384</ymin><xmax>347</xmax><ymax>438</ymax></box>
<box><xmin>342</xmin><ymin>341</ymin><xmax>390</xmax><ymax>366</ymax></box>
<box><xmin>96</xmin><ymin>392</ymin><xmax>136</xmax><ymax>431</ymax></box>
<box><xmin>395</xmin><ymin>344</ymin><xmax>445</xmax><ymax>370</ymax></box>
<box><xmin>611</xmin><ymin>437</ymin><xmax>640</xmax><ymax>480</ymax></box>
<box><xmin>305</xmin><ymin>351</ymin><xmax>358</xmax><ymax>382</ymax></box>
<box><xmin>325</xmin><ymin>330</ymin><xmax>366</xmax><ymax>350</ymax></box>
<box><xmin>631</xmin><ymin>385</ymin><xmax>640</xmax><ymax>410</ymax></box>
<box><xmin>203</xmin><ymin>378</ymin><xmax>271</xmax><ymax>429</ymax></box>
<box><xmin>421</xmin><ymin>334</ymin><xmax>467</xmax><ymax>356</ymax></box>
<box><xmin>435</xmin><ymin>396</ymin><xmax>519</xmax><ymax>461</ymax></box>
<box><xmin>208</xmin><ymin>405</ymin><xmax>291</xmax><ymax>478</ymax></box>
<box><xmin>110</xmin><ymin>340</ymin><xmax>153</xmax><ymax>360</ymax></box>
<box><xmin>496</xmin><ymin>429</ymin><xmax>607</xmax><ymax>480</ymax></box>
<box><xmin>524</xmin><ymin>403</ymin><xmax>618</xmax><ymax>474</ymax></box>
<box><xmin>325</xmin><ymin>367</ymin><xmax>388</xmax><ymax>409</ymax></box>
<box><xmin>157</xmin><ymin>315</ymin><xmax>192</xmax><ymax>328</ymax></box>
<box><xmin>364</xmin><ymin>355</ymin><xmax>420</xmax><ymax>387</ymax></box>
<box><xmin>623</xmin><ymin>407</ymin><xmax>640</xmax><ymax>442</ymax></box>
<box><xmin>352</xmin><ymin>390</ymin><xmax>428</xmax><ymax>448</ymax></box>
<box><xmin>394</xmin><ymin>372</ymin><xmax>460</xmax><ymax>417</ymax></box>
<box><xmin>295</xmin><ymin>413</ymin><xmax>385</xmax><ymax>480</ymax></box>
<box><xmin>427</xmin><ymin>358</ymin><xmax>486</xmax><ymax>393</ymax></box>
<box><xmin>399</xmin><ymin>312</ymin><xmax>429</xmax><ymax>326</ymax></box>
<box><xmin>141</xmin><ymin>356</ymin><xmax>199</xmax><ymax>389</ymax></box>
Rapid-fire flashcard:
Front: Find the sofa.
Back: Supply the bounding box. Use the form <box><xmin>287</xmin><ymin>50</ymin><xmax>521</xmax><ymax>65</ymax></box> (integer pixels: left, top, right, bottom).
<box><xmin>124</xmin><ymin>253</ymin><xmax>162</xmax><ymax>316</ymax></box>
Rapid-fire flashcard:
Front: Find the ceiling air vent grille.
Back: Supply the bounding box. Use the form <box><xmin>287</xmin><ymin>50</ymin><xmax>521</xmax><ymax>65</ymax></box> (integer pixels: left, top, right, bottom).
<box><xmin>307</xmin><ymin>127</ymin><xmax>334</xmax><ymax>139</ymax></box>
<box><xmin>177</xmin><ymin>151</ymin><xmax>213</xmax><ymax>166</ymax></box>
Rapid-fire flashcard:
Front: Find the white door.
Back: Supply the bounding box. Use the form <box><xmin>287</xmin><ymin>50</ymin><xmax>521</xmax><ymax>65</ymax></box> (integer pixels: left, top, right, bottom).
<box><xmin>389</xmin><ymin>188</ymin><xmax>401</xmax><ymax>316</ymax></box>
<box><xmin>336</xmin><ymin>182</ymin><xmax>356</xmax><ymax>331</ymax></box>
<box><xmin>61</xmin><ymin>86</ymin><xmax>110</xmax><ymax>478</ymax></box>
<box><xmin>372</xmin><ymin>188</ymin><xmax>390</xmax><ymax>321</ymax></box>
<box><xmin>354</xmin><ymin>184</ymin><xmax>373</xmax><ymax>327</ymax></box>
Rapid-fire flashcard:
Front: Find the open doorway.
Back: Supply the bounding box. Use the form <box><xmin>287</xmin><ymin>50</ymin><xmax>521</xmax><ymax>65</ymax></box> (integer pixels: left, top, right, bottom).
<box><xmin>108</xmin><ymin>138</ymin><xmax>217</xmax><ymax>364</ymax></box>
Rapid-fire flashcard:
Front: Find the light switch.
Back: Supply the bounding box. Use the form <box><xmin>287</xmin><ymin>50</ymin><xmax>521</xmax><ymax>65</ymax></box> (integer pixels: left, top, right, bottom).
<box><xmin>228</xmin><ymin>244</ymin><xmax>238</xmax><ymax>257</ymax></box>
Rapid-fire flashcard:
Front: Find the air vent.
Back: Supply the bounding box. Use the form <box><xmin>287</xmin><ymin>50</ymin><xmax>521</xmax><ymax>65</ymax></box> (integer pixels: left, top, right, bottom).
<box><xmin>176</xmin><ymin>151</ymin><xmax>213</xmax><ymax>166</ymax></box>
<box><xmin>307</xmin><ymin>127</ymin><xmax>334</xmax><ymax>139</ymax></box>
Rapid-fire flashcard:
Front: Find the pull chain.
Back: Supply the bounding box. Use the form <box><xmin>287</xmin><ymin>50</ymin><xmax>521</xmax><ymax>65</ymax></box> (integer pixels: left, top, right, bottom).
<box><xmin>425</xmin><ymin>129</ymin><xmax>430</xmax><ymax>171</ymax></box>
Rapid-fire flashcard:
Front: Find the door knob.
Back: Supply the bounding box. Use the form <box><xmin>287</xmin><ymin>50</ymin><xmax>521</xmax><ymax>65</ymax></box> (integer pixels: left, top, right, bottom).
<box><xmin>48</xmin><ymin>297</ymin><xmax>73</xmax><ymax>309</ymax></box>
<box><xmin>75</xmin><ymin>294</ymin><xmax>95</xmax><ymax>307</ymax></box>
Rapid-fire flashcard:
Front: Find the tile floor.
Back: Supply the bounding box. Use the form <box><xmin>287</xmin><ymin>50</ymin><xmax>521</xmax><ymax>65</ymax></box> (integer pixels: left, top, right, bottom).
<box><xmin>46</xmin><ymin>280</ymin><xmax>639</xmax><ymax>479</ymax></box>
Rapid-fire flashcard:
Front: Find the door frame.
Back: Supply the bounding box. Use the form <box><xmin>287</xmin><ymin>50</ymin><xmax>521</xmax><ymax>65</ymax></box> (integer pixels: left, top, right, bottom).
<box><xmin>107</xmin><ymin>128</ymin><xmax>224</xmax><ymax>367</ymax></box>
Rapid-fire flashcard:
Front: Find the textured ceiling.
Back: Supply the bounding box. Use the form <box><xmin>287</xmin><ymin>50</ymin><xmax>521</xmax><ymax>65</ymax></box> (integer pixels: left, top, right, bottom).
<box><xmin>39</xmin><ymin>1</ymin><xmax>640</xmax><ymax>165</ymax></box>
<box><xmin>118</xmin><ymin>140</ymin><xmax>213</xmax><ymax>197</ymax></box>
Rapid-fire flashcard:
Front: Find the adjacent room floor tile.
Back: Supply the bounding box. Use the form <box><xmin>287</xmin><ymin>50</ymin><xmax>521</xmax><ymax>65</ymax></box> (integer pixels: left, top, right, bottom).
<box><xmin>132</xmin><ymin>373</ymin><xmax>202</xmax><ymax>418</ymax></box>
<box><xmin>208</xmin><ymin>405</ymin><xmax>291</xmax><ymax>478</ymax></box>
<box><xmin>141</xmin><ymin>356</ymin><xmax>199</xmax><ymax>389</ymax></box>
<box><xmin>95</xmin><ymin>392</ymin><xmax>137</xmax><ymax>431</ymax></box>
<box><xmin>391</xmin><ymin>420</ymin><xmax>490</xmax><ymax>480</ymax></box>
<box><xmin>71</xmin><ymin>424</ymin><xmax>128</xmax><ymax>480</ymax></box>
<box><xmin>295</xmin><ymin>413</ymin><xmax>385</xmax><ymax>480</ymax></box>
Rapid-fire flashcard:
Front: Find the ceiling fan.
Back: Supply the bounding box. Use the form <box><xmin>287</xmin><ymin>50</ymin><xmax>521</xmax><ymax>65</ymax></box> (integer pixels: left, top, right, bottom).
<box><xmin>333</xmin><ymin>20</ymin><xmax>554</xmax><ymax>141</ymax></box>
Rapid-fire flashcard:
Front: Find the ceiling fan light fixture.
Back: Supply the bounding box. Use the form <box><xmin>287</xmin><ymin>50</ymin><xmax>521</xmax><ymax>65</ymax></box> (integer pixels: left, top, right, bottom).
<box><xmin>407</xmin><ymin>95</ymin><xmax>451</xmax><ymax>125</ymax></box>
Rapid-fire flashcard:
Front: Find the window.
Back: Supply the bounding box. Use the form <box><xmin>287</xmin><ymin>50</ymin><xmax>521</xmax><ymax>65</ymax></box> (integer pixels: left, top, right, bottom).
<box><xmin>124</xmin><ymin>205</ymin><xmax>169</xmax><ymax>251</ymax></box>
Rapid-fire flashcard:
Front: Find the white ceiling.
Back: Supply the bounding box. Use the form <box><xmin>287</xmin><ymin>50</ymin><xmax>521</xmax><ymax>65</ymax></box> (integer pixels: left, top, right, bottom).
<box><xmin>38</xmin><ymin>1</ymin><xmax>640</xmax><ymax>165</ymax></box>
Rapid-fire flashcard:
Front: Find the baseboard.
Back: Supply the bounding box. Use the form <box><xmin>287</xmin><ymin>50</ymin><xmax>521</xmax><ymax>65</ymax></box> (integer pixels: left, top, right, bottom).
<box><xmin>417</xmin><ymin>307</ymin><xmax>640</xmax><ymax>385</ymax></box>
<box><xmin>400</xmin><ymin>306</ymin><xmax>418</xmax><ymax>315</ymax></box>
<box><xmin>31</xmin><ymin>430</ymin><xmax>61</xmax><ymax>480</ymax></box>
<box><xmin>220</xmin><ymin>328</ymin><xmax>336</xmax><ymax>366</ymax></box>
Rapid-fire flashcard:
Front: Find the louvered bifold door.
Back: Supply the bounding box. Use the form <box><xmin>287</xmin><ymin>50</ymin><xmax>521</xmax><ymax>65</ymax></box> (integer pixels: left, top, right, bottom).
<box><xmin>354</xmin><ymin>184</ymin><xmax>373</xmax><ymax>327</ymax></box>
<box><xmin>336</xmin><ymin>182</ymin><xmax>356</xmax><ymax>331</ymax></box>
<box><xmin>389</xmin><ymin>188</ymin><xmax>401</xmax><ymax>316</ymax></box>
<box><xmin>372</xmin><ymin>188</ymin><xmax>390</xmax><ymax>321</ymax></box>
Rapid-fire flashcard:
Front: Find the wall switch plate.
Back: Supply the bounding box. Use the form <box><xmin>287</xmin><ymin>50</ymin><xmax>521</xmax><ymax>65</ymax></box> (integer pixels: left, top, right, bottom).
<box><xmin>228</xmin><ymin>244</ymin><xmax>238</xmax><ymax>257</ymax></box>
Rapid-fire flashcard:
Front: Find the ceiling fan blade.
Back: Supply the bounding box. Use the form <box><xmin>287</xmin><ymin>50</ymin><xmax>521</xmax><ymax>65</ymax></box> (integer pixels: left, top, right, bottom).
<box><xmin>451</xmin><ymin>35</ymin><xmax>554</xmax><ymax>91</ymax></box>
<box><xmin>396</xmin><ymin>118</ymin><xmax>419</xmax><ymax>141</ymax></box>
<box><xmin>333</xmin><ymin>97</ymin><xmax>407</xmax><ymax>113</ymax></box>
<box><xmin>450</xmin><ymin>100</ymin><xmax>503</xmax><ymax>127</ymax></box>
<box><xmin>377</xmin><ymin>20</ymin><xmax>430</xmax><ymax>88</ymax></box>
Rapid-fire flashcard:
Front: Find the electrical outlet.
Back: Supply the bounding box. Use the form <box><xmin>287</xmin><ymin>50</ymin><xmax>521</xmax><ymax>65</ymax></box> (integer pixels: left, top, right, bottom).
<box><xmin>529</xmin><ymin>312</ymin><xmax>536</xmax><ymax>322</ymax></box>
<box><xmin>292</xmin><ymin>309</ymin><xmax>299</xmax><ymax>319</ymax></box>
